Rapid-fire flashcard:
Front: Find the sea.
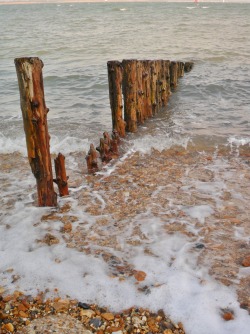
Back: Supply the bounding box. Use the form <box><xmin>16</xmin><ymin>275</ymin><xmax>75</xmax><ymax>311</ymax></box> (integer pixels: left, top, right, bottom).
<box><xmin>0</xmin><ymin>2</ymin><xmax>250</xmax><ymax>334</ymax></box>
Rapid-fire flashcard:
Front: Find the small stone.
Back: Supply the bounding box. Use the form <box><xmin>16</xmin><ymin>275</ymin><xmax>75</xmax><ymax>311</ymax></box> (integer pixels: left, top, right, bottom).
<box><xmin>242</xmin><ymin>256</ymin><xmax>250</xmax><ymax>267</ymax></box>
<box><xmin>18</xmin><ymin>303</ymin><xmax>28</xmax><ymax>312</ymax></box>
<box><xmin>133</xmin><ymin>270</ymin><xmax>147</xmax><ymax>282</ymax></box>
<box><xmin>78</xmin><ymin>302</ymin><xmax>90</xmax><ymax>309</ymax></box>
<box><xmin>5</xmin><ymin>303</ymin><xmax>11</xmax><ymax>311</ymax></box>
<box><xmin>19</xmin><ymin>310</ymin><xmax>28</xmax><ymax>318</ymax></box>
<box><xmin>112</xmin><ymin>331</ymin><xmax>123</xmax><ymax>334</ymax></box>
<box><xmin>80</xmin><ymin>309</ymin><xmax>95</xmax><ymax>318</ymax></box>
<box><xmin>163</xmin><ymin>330</ymin><xmax>173</xmax><ymax>334</ymax></box>
<box><xmin>101</xmin><ymin>312</ymin><xmax>115</xmax><ymax>321</ymax></box>
<box><xmin>53</xmin><ymin>299</ymin><xmax>70</xmax><ymax>312</ymax></box>
<box><xmin>3</xmin><ymin>323</ymin><xmax>14</xmax><ymax>332</ymax></box>
<box><xmin>132</xmin><ymin>316</ymin><xmax>142</xmax><ymax>325</ymax></box>
<box><xmin>195</xmin><ymin>243</ymin><xmax>205</xmax><ymax>249</ymax></box>
<box><xmin>222</xmin><ymin>312</ymin><xmax>234</xmax><ymax>321</ymax></box>
<box><xmin>0</xmin><ymin>311</ymin><xmax>8</xmax><ymax>320</ymax></box>
<box><xmin>147</xmin><ymin>317</ymin><xmax>159</xmax><ymax>333</ymax></box>
<box><xmin>89</xmin><ymin>317</ymin><xmax>102</xmax><ymax>328</ymax></box>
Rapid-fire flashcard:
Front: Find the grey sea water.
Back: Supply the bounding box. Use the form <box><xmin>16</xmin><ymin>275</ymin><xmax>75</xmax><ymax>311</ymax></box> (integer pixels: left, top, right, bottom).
<box><xmin>0</xmin><ymin>2</ymin><xmax>250</xmax><ymax>153</ymax></box>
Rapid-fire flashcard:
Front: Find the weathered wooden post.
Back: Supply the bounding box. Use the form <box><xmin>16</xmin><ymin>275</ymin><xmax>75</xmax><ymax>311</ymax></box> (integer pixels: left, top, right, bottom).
<box><xmin>136</xmin><ymin>60</ymin><xmax>144</xmax><ymax>124</ymax></box>
<box><xmin>86</xmin><ymin>144</ymin><xmax>99</xmax><ymax>174</ymax></box>
<box><xmin>150</xmin><ymin>60</ymin><xmax>158</xmax><ymax>115</ymax></box>
<box><xmin>107</xmin><ymin>61</ymin><xmax>126</xmax><ymax>137</ymax></box>
<box><xmin>159</xmin><ymin>60</ymin><xmax>168</xmax><ymax>107</ymax></box>
<box><xmin>184</xmin><ymin>61</ymin><xmax>194</xmax><ymax>73</ymax></box>
<box><xmin>110</xmin><ymin>130</ymin><xmax>119</xmax><ymax>158</ymax></box>
<box><xmin>142</xmin><ymin>60</ymin><xmax>152</xmax><ymax>119</ymax></box>
<box><xmin>98</xmin><ymin>138</ymin><xmax>111</xmax><ymax>163</ymax></box>
<box><xmin>14</xmin><ymin>57</ymin><xmax>57</xmax><ymax>207</ymax></box>
<box><xmin>164</xmin><ymin>60</ymin><xmax>171</xmax><ymax>103</ymax></box>
<box><xmin>54</xmin><ymin>153</ymin><xmax>69</xmax><ymax>197</ymax></box>
<box><xmin>178</xmin><ymin>61</ymin><xmax>185</xmax><ymax>77</ymax></box>
<box><xmin>122</xmin><ymin>59</ymin><xmax>138</xmax><ymax>133</ymax></box>
<box><xmin>170</xmin><ymin>61</ymin><xmax>179</xmax><ymax>91</ymax></box>
<box><xmin>155</xmin><ymin>60</ymin><xmax>162</xmax><ymax>112</ymax></box>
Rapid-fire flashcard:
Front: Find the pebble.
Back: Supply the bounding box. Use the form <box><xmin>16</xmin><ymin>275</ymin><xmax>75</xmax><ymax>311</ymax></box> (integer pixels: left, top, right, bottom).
<box><xmin>52</xmin><ymin>299</ymin><xmax>70</xmax><ymax>312</ymax></box>
<box><xmin>2</xmin><ymin>323</ymin><xmax>14</xmax><ymax>332</ymax></box>
<box><xmin>101</xmin><ymin>312</ymin><xmax>115</xmax><ymax>321</ymax></box>
<box><xmin>195</xmin><ymin>243</ymin><xmax>205</xmax><ymax>249</ymax></box>
<box><xmin>133</xmin><ymin>270</ymin><xmax>147</xmax><ymax>282</ymax></box>
<box><xmin>89</xmin><ymin>317</ymin><xmax>102</xmax><ymax>328</ymax></box>
<box><xmin>80</xmin><ymin>309</ymin><xmax>95</xmax><ymax>318</ymax></box>
<box><xmin>222</xmin><ymin>312</ymin><xmax>234</xmax><ymax>321</ymax></box>
<box><xmin>78</xmin><ymin>302</ymin><xmax>90</xmax><ymax>309</ymax></box>
<box><xmin>242</xmin><ymin>255</ymin><xmax>250</xmax><ymax>267</ymax></box>
<box><xmin>0</xmin><ymin>291</ymin><xmax>186</xmax><ymax>334</ymax></box>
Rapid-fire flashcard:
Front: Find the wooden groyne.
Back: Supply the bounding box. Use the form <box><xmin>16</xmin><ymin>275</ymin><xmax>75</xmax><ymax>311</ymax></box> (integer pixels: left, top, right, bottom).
<box><xmin>15</xmin><ymin>57</ymin><xmax>193</xmax><ymax>206</ymax></box>
<box><xmin>107</xmin><ymin>59</ymin><xmax>193</xmax><ymax>137</ymax></box>
<box><xmin>86</xmin><ymin>59</ymin><xmax>193</xmax><ymax>173</ymax></box>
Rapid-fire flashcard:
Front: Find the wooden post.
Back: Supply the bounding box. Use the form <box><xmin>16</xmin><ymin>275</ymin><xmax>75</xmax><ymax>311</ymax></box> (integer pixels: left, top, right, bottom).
<box><xmin>136</xmin><ymin>60</ymin><xmax>144</xmax><ymax>124</ymax></box>
<box><xmin>98</xmin><ymin>138</ymin><xmax>111</xmax><ymax>163</ymax></box>
<box><xmin>155</xmin><ymin>60</ymin><xmax>162</xmax><ymax>112</ymax></box>
<box><xmin>107</xmin><ymin>61</ymin><xmax>126</xmax><ymax>137</ymax></box>
<box><xmin>14</xmin><ymin>57</ymin><xmax>57</xmax><ymax>207</ymax></box>
<box><xmin>110</xmin><ymin>131</ymin><xmax>119</xmax><ymax>158</ymax></box>
<box><xmin>112</xmin><ymin>129</ymin><xmax>120</xmax><ymax>145</ymax></box>
<box><xmin>170</xmin><ymin>61</ymin><xmax>179</xmax><ymax>91</ymax></box>
<box><xmin>164</xmin><ymin>60</ymin><xmax>171</xmax><ymax>102</ymax></box>
<box><xmin>86</xmin><ymin>144</ymin><xmax>99</xmax><ymax>174</ymax></box>
<box><xmin>142</xmin><ymin>60</ymin><xmax>152</xmax><ymax>119</ymax></box>
<box><xmin>150</xmin><ymin>60</ymin><xmax>158</xmax><ymax>115</ymax></box>
<box><xmin>159</xmin><ymin>60</ymin><xmax>168</xmax><ymax>107</ymax></box>
<box><xmin>184</xmin><ymin>61</ymin><xmax>194</xmax><ymax>73</ymax></box>
<box><xmin>54</xmin><ymin>153</ymin><xmax>69</xmax><ymax>197</ymax></box>
<box><xmin>122</xmin><ymin>59</ymin><xmax>137</xmax><ymax>133</ymax></box>
<box><xmin>178</xmin><ymin>61</ymin><xmax>185</xmax><ymax>77</ymax></box>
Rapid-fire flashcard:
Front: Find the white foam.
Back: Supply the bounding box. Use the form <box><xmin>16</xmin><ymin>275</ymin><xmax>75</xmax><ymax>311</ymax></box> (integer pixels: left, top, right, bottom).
<box><xmin>0</xmin><ymin>133</ymin><xmax>26</xmax><ymax>155</ymax></box>
<box><xmin>0</xmin><ymin>133</ymin><xmax>91</xmax><ymax>156</ymax></box>
<box><xmin>228</xmin><ymin>136</ymin><xmax>250</xmax><ymax>148</ymax></box>
<box><xmin>1</xmin><ymin>187</ymin><xmax>250</xmax><ymax>334</ymax></box>
<box><xmin>182</xmin><ymin>205</ymin><xmax>214</xmax><ymax>224</ymax></box>
<box><xmin>50</xmin><ymin>135</ymin><xmax>90</xmax><ymax>154</ymax></box>
<box><xmin>1</xmin><ymin>142</ymin><xmax>250</xmax><ymax>334</ymax></box>
<box><xmin>131</xmin><ymin>134</ymin><xmax>189</xmax><ymax>154</ymax></box>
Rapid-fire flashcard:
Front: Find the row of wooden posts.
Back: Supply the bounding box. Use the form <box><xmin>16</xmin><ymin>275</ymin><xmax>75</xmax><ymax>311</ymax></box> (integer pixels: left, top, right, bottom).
<box><xmin>14</xmin><ymin>57</ymin><xmax>193</xmax><ymax>207</ymax></box>
<box><xmin>107</xmin><ymin>59</ymin><xmax>193</xmax><ymax>137</ymax></box>
<box><xmin>86</xmin><ymin>59</ymin><xmax>193</xmax><ymax>174</ymax></box>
